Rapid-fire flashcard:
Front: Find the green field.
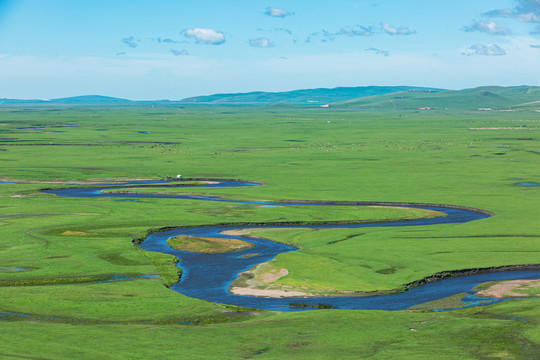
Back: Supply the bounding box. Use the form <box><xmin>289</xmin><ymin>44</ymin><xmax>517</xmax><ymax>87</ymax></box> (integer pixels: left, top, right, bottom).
<box><xmin>167</xmin><ymin>235</ymin><xmax>255</xmax><ymax>253</ymax></box>
<box><xmin>0</xmin><ymin>104</ymin><xmax>539</xmax><ymax>358</ymax></box>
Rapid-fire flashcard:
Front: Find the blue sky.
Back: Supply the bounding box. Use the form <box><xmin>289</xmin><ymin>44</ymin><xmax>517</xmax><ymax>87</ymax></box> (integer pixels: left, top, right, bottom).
<box><xmin>0</xmin><ymin>0</ymin><xmax>539</xmax><ymax>99</ymax></box>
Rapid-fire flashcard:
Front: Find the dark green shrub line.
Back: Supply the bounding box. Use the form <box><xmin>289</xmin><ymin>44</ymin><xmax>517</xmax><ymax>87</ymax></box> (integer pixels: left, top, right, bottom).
<box><xmin>233</xmin><ymin>264</ymin><xmax>540</xmax><ymax>299</ymax></box>
<box><xmin>311</xmin><ymin>264</ymin><xmax>540</xmax><ymax>297</ymax></box>
<box><xmin>288</xmin><ymin>303</ymin><xmax>337</xmax><ymax>309</ymax></box>
<box><xmin>400</xmin><ymin>264</ymin><xmax>540</xmax><ymax>292</ymax></box>
<box><xmin>0</xmin><ymin>310</ymin><xmax>258</xmax><ymax>326</ymax></box>
<box><xmin>132</xmin><ymin>215</ymin><xmax>445</xmax><ymax>246</ymax></box>
<box><xmin>0</xmin><ymin>273</ymin><xmax>142</xmax><ymax>287</ymax></box>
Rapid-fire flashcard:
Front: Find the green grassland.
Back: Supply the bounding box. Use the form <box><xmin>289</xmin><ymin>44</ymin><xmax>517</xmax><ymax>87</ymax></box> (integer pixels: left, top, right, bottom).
<box><xmin>0</xmin><ymin>104</ymin><xmax>539</xmax><ymax>358</ymax></box>
<box><xmin>167</xmin><ymin>235</ymin><xmax>255</xmax><ymax>253</ymax></box>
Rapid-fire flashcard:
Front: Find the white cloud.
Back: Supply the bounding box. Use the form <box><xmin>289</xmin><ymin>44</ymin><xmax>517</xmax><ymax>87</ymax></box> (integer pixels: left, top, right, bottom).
<box><xmin>156</xmin><ymin>38</ymin><xmax>180</xmax><ymax>44</ymax></box>
<box><xmin>516</xmin><ymin>12</ymin><xmax>540</xmax><ymax>22</ymax></box>
<box><xmin>264</xmin><ymin>7</ymin><xmax>292</xmax><ymax>17</ymax></box>
<box><xmin>122</xmin><ymin>36</ymin><xmax>139</xmax><ymax>48</ymax></box>
<box><xmin>257</xmin><ymin>27</ymin><xmax>293</xmax><ymax>35</ymax></box>
<box><xmin>305</xmin><ymin>30</ymin><xmax>335</xmax><ymax>43</ymax></box>
<box><xmin>184</xmin><ymin>28</ymin><xmax>225</xmax><ymax>45</ymax></box>
<box><xmin>305</xmin><ymin>26</ymin><xmax>373</xmax><ymax>43</ymax></box>
<box><xmin>336</xmin><ymin>26</ymin><xmax>374</xmax><ymax>37</ymax></box>
<box><xmin>170</xmin><ymin>49</ymin><xmax>189</xmax><ymax>56</ymax></box>
<box><xmin>248</xmin><ymin>38</ymin><xmax>275</xmax><ymax>48</ymax></box>
<box><xmin>462</xmin><ymin>44</ymin><xmax>507</xmax><ymax>56</ymax></box>
<box><xmin>463</xmin><ymin>21</ymin><xmax>512</xmax><ymax>35</ymax></box>
<box><xmin>484</xmin><ymin>0</ymin><xmax>540</xmax><ymax>23</ymax></box>
<box><xmin>365</xmin><ymin>47</ymin><xmax>389</xmax><ymax>57</ymax></box>
<box><xmin>381</xmin><ymin>23</ymin><xmax>416</xmax><ymax>36</ymax></box>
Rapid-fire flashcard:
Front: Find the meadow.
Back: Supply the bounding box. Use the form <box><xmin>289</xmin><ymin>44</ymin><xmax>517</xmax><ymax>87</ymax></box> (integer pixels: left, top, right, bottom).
<box><xmin>0</xmin><ymin>104</ymin><xmax>539</xmax><ymax>358</ymax></box>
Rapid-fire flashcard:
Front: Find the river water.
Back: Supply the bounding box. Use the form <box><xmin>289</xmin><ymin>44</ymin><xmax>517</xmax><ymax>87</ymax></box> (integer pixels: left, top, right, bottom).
<box><xmin>43</xmin><ymin>179</ymin><xmax>540</xmax><ymax>311</ymax></box>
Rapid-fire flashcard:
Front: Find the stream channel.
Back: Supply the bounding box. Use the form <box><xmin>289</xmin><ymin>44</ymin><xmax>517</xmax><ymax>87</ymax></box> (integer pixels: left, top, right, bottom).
<box><xmin>43</xmin><ymin>179</ymin><xmax>540</xmax><ymax>311</ymax></box>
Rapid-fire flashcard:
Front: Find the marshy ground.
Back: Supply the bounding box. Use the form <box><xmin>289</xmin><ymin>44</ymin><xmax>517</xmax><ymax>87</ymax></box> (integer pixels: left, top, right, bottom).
<box><xmin>0</xmin><ymin>105</ymin><xmax>538</xmax><ymax>358</ymax></box>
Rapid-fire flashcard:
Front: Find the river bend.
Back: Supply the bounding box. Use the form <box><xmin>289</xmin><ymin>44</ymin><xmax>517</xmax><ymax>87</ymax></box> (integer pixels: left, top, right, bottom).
<box><xmin>43</xmin><ymin>179</ymin><xmax>540</xmax><ymax>311</ymax></box>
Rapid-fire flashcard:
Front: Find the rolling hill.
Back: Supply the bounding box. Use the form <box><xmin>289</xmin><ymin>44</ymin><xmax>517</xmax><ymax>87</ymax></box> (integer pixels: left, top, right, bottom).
<box><xmin>180</xmin><ymin>86</ymin><xmax>444</xmax><ymax>104</ymax></box>
<box><xmin>50</xmin><ymin>95</ymin><xmax>134</xmax><ymax>104</ymax></box>
<box><xmin>333</xmin><ymin>86</ymin><xmax>540</xmax><ymax>110</ymax></box>
<box><xmin>1</xmin><ymin>86</ymin><xmax>539</xmax><ymax>110</ymax></box>
<box><xmin>0</xmin><ymin>95</ymin><xmax>133</xmax><ymax>105</ymax></box>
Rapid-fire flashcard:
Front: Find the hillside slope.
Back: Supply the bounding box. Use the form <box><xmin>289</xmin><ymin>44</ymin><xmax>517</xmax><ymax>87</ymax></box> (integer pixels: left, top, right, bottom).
<box><xmin>180</xmin><ymin>86</ymin><xmax>443</xmax><ymax>104</ymax></box>
<box><xmin>334</xmin><ymin>86</ymin><xmax>540</xmax><ymax>110</ymax></box>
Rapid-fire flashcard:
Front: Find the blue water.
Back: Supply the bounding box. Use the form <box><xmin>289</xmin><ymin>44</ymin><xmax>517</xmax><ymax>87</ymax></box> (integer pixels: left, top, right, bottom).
<box><xmin>95</xmin><ymin>274</ymin><xmax>161</xmax><ymax>283</ymax></box>
<box><xmin>38</xmin><ymin>179</ymin><xmax>540</xmax><ymax>311</ymax></box>
<box><xmin>516</xmin><ymin>182</ymin><xmax>539</xmax><ymax>187</ymax></box>
<box><xmin>143</xmin><ymin>223</ymin><xmax>539</xmax><ymax>311</ymax></box>
<box><xmin>0</xmin><ymin>266</ymin><xmax>31</xmax><ymax>273</ymax></box>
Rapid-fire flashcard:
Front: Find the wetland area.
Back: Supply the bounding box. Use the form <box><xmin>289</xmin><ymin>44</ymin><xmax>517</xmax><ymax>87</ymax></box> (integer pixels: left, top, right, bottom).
<box><xmin>0</xmin><ymin>104</ymin><xmax>538</xmax><ymax>358</ymax></box>
<box><xmin>43</xmin><ymin>178</ymin><xmax>540</xmax><ymax>310</ymax></box>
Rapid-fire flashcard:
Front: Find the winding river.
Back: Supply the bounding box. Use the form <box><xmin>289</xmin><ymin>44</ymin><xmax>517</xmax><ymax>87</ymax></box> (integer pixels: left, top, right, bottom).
<box><xmin>43</xmin><ymin>179</ymin><xmax>540</xmax><ymax>311</ymax></box>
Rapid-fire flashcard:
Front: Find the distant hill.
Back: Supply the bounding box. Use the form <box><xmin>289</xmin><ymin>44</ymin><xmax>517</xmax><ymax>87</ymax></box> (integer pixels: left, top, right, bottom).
<box><xmin>50</xmin><ymin>95</ymin><xmax>133</xmax><ymax>104</ymax></box>
<box><xmin>1</xmin><ymin>86</ymin><xmax>539</xmax><ymax>109</ymax></box>
<box><xmin>0</xmin><ymin>98</ymin><xmax>47</xmax><ymax>104</ymax></box>
<box><xmin>0</xmin><ymin>95</ymin><xmax>133</xmax><ymax>105</ymax></box>
<box><xmin>180</xmin><ymin>86</ymin><xmax>444</xmax><ymax>104</ymax></box>
<box><xmin>334</xmin><ymin>86</ymin><xmax>540</xmax><ymax>110</ymax></box>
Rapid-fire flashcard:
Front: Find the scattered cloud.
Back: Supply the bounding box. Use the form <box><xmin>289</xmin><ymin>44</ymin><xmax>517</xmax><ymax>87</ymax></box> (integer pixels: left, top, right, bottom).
<box><xmin>264</xmin><ymin>7</ymin><xmax>293</xmax><ymax>18</ymax></box>
<box><xmin>381</xmin><ymin>23</ymin><xmax>416</xmax><ymax>35</ymax></box>
<box><xmin>463</xmin><ymin>20</ymin><xmax>512</xmax><ymax>35</ymax></box>
<box><xmin>122</xmin><ymin>36</ymin><xmax>140</xmax><ymax>48</ymax></box>
<box><xmin>305</xmin><ymin>30</ymin><xmax>335</xmax><ymax>43</ymax></box>
<box><xmin>305</xmin><ymin>26</ymin><xmax>373</xmax><ymax>43</ymax></box>
<box><xmin>274</xmin><ymin>27</ymin><xmax>292</xmax><ymax>35</ymax></box>
<box><xmin>365</xmin><ymin>47</ymin><xmax>389</xmax><ymax>56</ymax></box>
<box><xmin>248</xmin><ymin>37</ymin><xmax>275</xmax><ymax>48</ymax></box>
<box><xmin>257</xmin><ymin>27</ymin><xmax>293</xmax><ymax>35</ymax></box>
<box><xmin>484</xmin><ymin>0</ymin><xmax>540</xmax><ymax>23</ymax></box>
<box><xmin>530</xmin><ymin>44</ymin><xmax>540</xmax><ymax>48</ymax></box>
<box><xmin>116</xmin><ymin>52</ymin><xmax>126</xmax><ymax>56</ymax></box>
<box><xmin>157</xmin><ymin>38</ymin><xmax>180</xmax><ymax>44</ymax></box>
<box><xmin>336</xmin><ymin>25</ymin><xmax>374</xmax><ymax>37</ymax></box>
<box><xmin>532</xmin><ymin>24</ymin><xmax>540</xmax><ymax>34</ymax></box>
<box><xmin>183</xmin><ymin>28</ymin><xmax>225</xmax><ymax>45</ymax></box>
<box><xmin>170</xmin><ymin>49</ymin><xmax>189</xmax><ymax>56</ymax></box>
<box><xmin>462</xmin><ymin>44</ymin><xmax>507</xmax><ymax>56</ymax></box>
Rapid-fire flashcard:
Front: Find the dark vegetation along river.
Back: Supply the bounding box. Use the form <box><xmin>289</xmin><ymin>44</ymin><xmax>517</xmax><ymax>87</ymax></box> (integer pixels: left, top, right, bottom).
<box><xmin>43</xmin><ymin>180</ymin><xmax>540</xmax><ymax>311</ymax></box>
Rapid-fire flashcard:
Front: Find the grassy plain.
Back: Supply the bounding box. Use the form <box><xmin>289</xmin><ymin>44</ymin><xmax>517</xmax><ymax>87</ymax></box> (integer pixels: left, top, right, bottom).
<box><xmin>167</xmin><ymin>235</ymin><xmax>255</xmax><ymax>253</ymax></box>
<box><xmin>0</xmin><ymin>104</ymin><xmax>539</xmax><ymax>358</ymax></box>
